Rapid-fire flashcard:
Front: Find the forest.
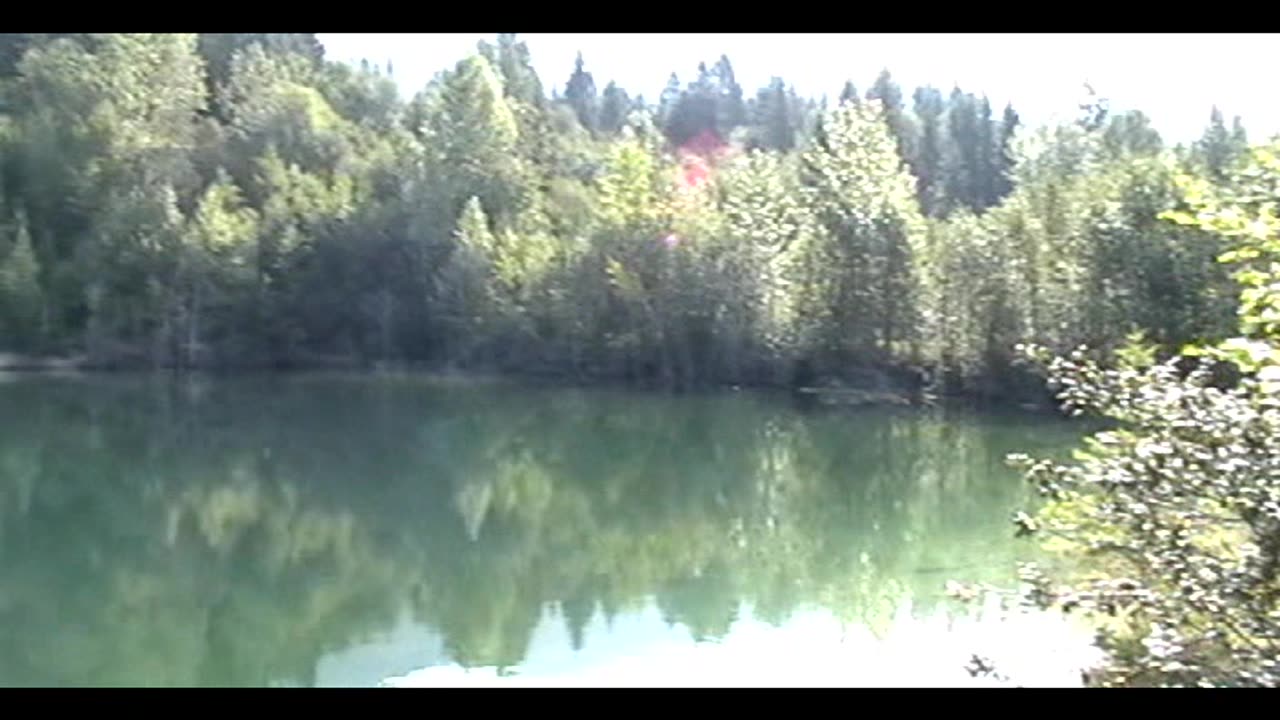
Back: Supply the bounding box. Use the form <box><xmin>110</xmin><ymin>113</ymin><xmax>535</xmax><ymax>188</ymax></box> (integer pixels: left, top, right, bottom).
<box><xmin>4</xmin><ymin>33</ymin><xmax>1280</xmax><ymax>687</ymax></box>
<box><xmin>0</xmin><ymin>33</ymin><xmax>1253</xmax><ymax>402</ymax></box>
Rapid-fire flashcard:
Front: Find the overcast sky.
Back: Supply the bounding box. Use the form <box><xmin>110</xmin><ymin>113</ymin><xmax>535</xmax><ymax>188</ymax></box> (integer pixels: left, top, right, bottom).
<box><xmin>318</xmin><ymin>33</ymin><xmax>1280</xmax><ymax>144</ymax></box>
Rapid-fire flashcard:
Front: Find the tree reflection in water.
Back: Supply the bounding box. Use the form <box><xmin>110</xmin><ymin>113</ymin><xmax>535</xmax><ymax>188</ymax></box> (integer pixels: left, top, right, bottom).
<box><xmin>0</xmin><ymin>374</ymin><xmax>1090</xmax><ymax>686</ymax></box>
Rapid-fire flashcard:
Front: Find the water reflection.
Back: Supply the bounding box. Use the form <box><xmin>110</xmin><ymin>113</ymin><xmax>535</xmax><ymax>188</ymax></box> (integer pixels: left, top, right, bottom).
<box><xmin>386</xmin><ymin>598</ymin><xmax>1097</xmax><ymax>687</ymax></box>
<box><xmin>0</xmin><ymin>374</ymin><xmax>1091</xmax><ymax>686</ymax></box>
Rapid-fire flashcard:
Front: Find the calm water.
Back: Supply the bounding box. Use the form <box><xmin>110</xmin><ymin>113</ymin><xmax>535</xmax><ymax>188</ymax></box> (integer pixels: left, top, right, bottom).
<box><xmin>0</xmin><ymin>373</ymin><xmax>1097</xmax><ymax>687</ymax></box>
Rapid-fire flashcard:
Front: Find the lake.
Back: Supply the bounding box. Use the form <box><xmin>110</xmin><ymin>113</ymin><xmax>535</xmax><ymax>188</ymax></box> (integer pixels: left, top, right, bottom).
<box><xmin>0</xmin><ymin>373</ymin><xmax>1100</xmax><ymax>687</ymax></box>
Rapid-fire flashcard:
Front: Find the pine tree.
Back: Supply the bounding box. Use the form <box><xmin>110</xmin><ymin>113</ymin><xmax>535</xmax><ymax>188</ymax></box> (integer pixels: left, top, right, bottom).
<box><xmin>839</xmin><ymin>81</ymin><xmax>859</xmax><ymax>106</ymax></box>
<box><xmin>712</xmin><ymin>55</ymin><xmax>746</xmax><ymax>132</ymax></box>
<box><xmin>976</xmin><ymin>96</ymin><xmax>997</xmax><ymax>209</ymax></box>
<box><xmin>995</xmin><ymin>102</ymin><xmax>1020</xmax><ymax>200</ymax></box>
<box><xmin>749</xmin><ymin>78</ymin><xmax>795</xmax><ymax>152</ymax></box>
<box><xmin>912</xmin><ymin>86</ymin><xmax>946</xmax><ymax>216</ymax></box>
<box><xmin>1193</xmin><ymin>106</ymin><xmax>1248</xmax><ymax>181</ymax></box>
<box><xmin>865</xmin><ymin>69</ymin><xmax>916</xmax><ymax>174</ymax></box>
<box><xmin>943</xmin><ymin>87</ymin><xmax>981</xmax><ymax>212</ymax></box>
<box><xmin>665</xmin><ymin>64</ymin><xmax>719</xmax><ymax>146</ymax></box>
<box><xmin>1204</xmin><ymin>106</ymin><xmax>1229</xmax><ymax>177</ymax></box>
<box><xmin>1101</xmin><ymin>110</ymin><xmax>1163</xmax><ymax>158</ymax></box>
<box><xmin>562</xmin><ymin>52</ymin><xmax>598</xmax><ymax>134</ymax></box>
<box><xmin>1230</xmin><ymin>115</ymin><xmax>1248</xmax><ymax>149</ymax></box>
<box><xmin>489</xmin><ymin>33</ymin><xmax>546</xmax><ymax>107</ymax></box>
<box><xmin>658</xmin><ymin>72</ymin><xmax>682</xmax><ymax>130</ymax></box>
<box><xmin>598</xmin><ymin>81</ymin><xmax>631</xmax><ymax>135</ymax></box>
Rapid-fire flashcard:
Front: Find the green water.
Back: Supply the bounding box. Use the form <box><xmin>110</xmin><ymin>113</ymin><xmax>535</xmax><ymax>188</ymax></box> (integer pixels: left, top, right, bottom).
<box><xmin>0</xmin><ymin>373</ymin><xmax>1093</xmax><ymax>687</ymax></box>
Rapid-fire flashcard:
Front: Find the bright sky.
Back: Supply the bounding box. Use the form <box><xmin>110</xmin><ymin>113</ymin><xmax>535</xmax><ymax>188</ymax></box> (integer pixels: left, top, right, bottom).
<box><xmin>319</xmin><ymin>33</ymin><xmax>1280</xmax><ymax>144</ymax></box>
<box><xmin>381</xmin><ymin>598</ymin><xmax>1099</xmax><ymax>687</ymax></box>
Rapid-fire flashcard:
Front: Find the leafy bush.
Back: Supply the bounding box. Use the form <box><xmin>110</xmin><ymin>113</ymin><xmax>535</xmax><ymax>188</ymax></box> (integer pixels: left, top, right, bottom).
<box><xmin>999</xmin><ymin>142</ymin><xmax>1280</xmax><ymax>687</ymax></box>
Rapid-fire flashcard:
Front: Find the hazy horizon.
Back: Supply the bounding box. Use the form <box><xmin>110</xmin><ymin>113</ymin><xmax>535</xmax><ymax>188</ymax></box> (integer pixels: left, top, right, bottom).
<box><xmin>318</xmin><ymin>33</ymin><xmax>1279</xmax><ymax>144</ymax></box>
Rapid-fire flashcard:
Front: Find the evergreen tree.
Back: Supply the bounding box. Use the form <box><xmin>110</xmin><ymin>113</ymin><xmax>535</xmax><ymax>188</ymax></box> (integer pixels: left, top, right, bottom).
<box><xmin>479</xmin><ymin>34</ymin><xmax>545</xmax><ymax>109</ymax></box>
<box><xmin>1230</xmin><ymin>115</ymin><xmax>1248</xmax><ymax>149</ymax></box>
<box><xmin>995</xmin><ymin>102</ymin><xmax>1020</xmax><ymax>200</ymax></box>
<box><xmin>975</xmin><ymin>96</ymin><xmax>998</xmax><ymax>209</ymax></box>
<box><xmin>598</xmin><ymin>81</ymin><xmax>631</xmax><ymax>135</ymax></box>
<box><xmin>658</xmin><ymin>72</ymin><xmax>682</xmax><ymax>131</ymax></box>
<box><xmin>912</xmin><ymin>86</ymin><xmax>946</xmax><ymax>215</ymax></box>
<box><xmin>562</xmin><ymin>52</ymin><xmax>598</xmax><ymax>134</ymax></box>
<box><xmin>865</xmin><ymin>69</ymin><xmax>916</xmax><ymax>174</ymax></box>
<box><xmin>665</xmin><ymin>63</ymin><xmax>719</xmax><ymax>146</ymax></box>
<box><xmin>1193</xmin><ymin>106</ymin><xmax>1248</xmax><ymax>181</ymax></box>
<box><xmin>712</xmin><ymin>55</ymin><xmax>746</xmax><ymax>132</ymax></box>
<box><xmin>1101</xmin><ymin>110</ymin><xmax>1163</xmax><ymax>158</ymax></box>
<box><xmin>839</xmin><ymin>81</ymin><xmax>859</xmax><ymax>106</ymax></box>
<box><xmin>943</xmin><ymin>87</ymin><xmax>980</xmax><ymax>212</ymax></box>
<box><xmin>749</xmin><ymin>78</ymin><xmax>795</xmax><ymax>152</ymax></box>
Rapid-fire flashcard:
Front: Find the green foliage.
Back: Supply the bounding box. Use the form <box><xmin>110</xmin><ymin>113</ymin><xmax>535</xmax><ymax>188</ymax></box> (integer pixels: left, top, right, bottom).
<box><xmin>1112</xmin><ymin>331</ymin><xmax>1158</xmax><ymax>371</ymax></box>
<box><xmin>940</xmin><ymin>88</ymin><xmax>1010</xmax><ymax>214</ymax></box>
<box><xmin>799</xmin><ymin>100</ymin><xmax>926</xmax><ymax>368</ymax></box>
<box><xmin>438</xmin><ymin>197</ymin><xmax>498</xmax><ymax>355</ymax></box>
<box><xmin>912</xmin><ymin>86</ymin><xmax>946</xmax><ymax>216</ymax></box>
<box><xmin>712</xmin><ymin>56</ymin><xmax>747</xmax><ymax>133</ymax></box>
<box><xmin>748</xmin><ymin>78</ymin><xmax>797</xmax><ymax>153</ymax></box>
<box><xmin>664</xmin><ymin>62</ymin><xmax>720</xmax><ymax>147</ymax></box>
<box><xmin>1002</xmin><ymin>140</ymin><xmax>1280</xmax><ymax>687</ymax></box>
<box><xmin>562</xmin><ymin>52</ymin><xmax>598</xmax><ymax>135</ymax></box>
<box><xmin>0</xmin><ymin>32</ymin><xmax>1249</xmax><ymax>400</ymax></box>
<box><xmin>0</xmin><ymin>210</ymin><xmax>42</xmax><ymax>348</ymax></box>
<box><xmin>478</xmin><ymin>33</ymin><xmax>544</xmax><ymax>110</ymax></box>
<box><xmin>4</xmin><ymin>36</ymin><xmax>1278</xmax><ymax>686</ymax></box>
<box><xmin>1102</xmin><ymin>110</ymin><xmax>1163</xmax><ymax>159</ymax></box>
<box><xmin>717</xmin><ymin>150</ymin><xmax>813</xmax><ymax>363</ymax></box>
<box><xmin>198</xmin><ymin>33</ymin><xmax>323</xmax><ymax>100</ymax></box>
<box><xmin>1191</xmin><ymin>107</ymin><xmax>1249</xmax><ymax>183</ymax></box>
<box><xmin>421</xmin><ymin>55</ymin><xmax>529</xmax><ymax>224</ymax></box>
<box><xmin>866</xmin><ymin>70</ymin><xmax>917</xmax><ymax>177</ymax></box>
<box><xmin>598</xmin><ymin>82</ymin><xmax>631</xmax><ymax>136</ymax></box>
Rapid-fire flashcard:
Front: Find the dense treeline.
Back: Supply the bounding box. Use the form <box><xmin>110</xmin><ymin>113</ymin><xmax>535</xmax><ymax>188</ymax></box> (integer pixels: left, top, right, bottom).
<box><xmin>0</xmin><ymin>33</ymin><xmax>1254</xmax><ymax>400</ymax></box>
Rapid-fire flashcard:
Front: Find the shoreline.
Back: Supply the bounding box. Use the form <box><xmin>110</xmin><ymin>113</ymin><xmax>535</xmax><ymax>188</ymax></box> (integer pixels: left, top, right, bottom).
<box><xmin>0</xmin><ymin>352</ymin><xmax>1061</xmax><ymax>415</ymax></box>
